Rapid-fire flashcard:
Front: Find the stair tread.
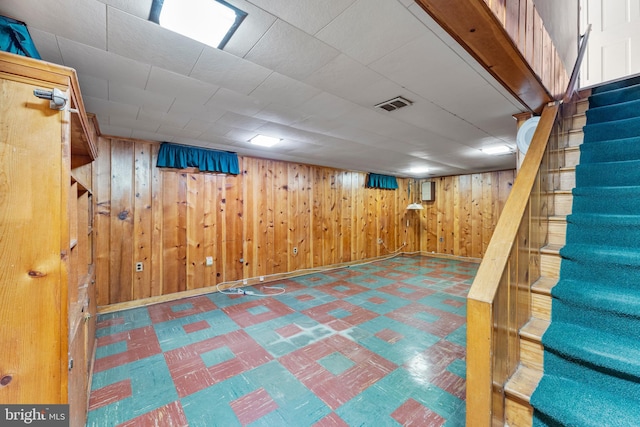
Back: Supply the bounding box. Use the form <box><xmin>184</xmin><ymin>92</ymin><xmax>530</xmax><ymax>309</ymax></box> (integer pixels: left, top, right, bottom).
<box><xmin>561</xmin><ymin>243</ymin><xmax>640</xmax><ymax>266</ymax></box>
<box><xmin>505</xmin><ymin>365</ymin><xmax>542</xmax><ymax>403</ymax></box>
<box><xmin>521</xmin><ymin>318</ymin><xmax>550</xmax><ymax>341</ymax></box>
<box><xmin>544</xmin><ymin>322</ymin><xmax>640</xmax><ymax>379</ymax></box>
<box><xmin>531</xmin><ymin>375</ymin><xmax>640</xmax><ymax>426</ymax></box>
<box><xmin>554</xmin><ymin>278</ymin><xmax>640</xmax><ymax>318</ymax></box>
<box><xmin>548</xmin><ymin>215</ymin><xmax>567</xmax><ymax>222</ymax></box>
<box><xmin>532</xmin><ymin>277</ymin><xmax>557</xmax><ymax>295</ymax></box>
<box><xmin>541</xmin><ymin>244</ymin><xmax>562</xmax><ymax>254</ymax></box>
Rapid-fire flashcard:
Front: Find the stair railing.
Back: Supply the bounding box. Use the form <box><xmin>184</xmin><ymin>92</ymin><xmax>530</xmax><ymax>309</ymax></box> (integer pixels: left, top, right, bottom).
<box><xmin>466</xmin><ymin>24</ymin><xmax>591</xmax><ymax>426</ymax></box>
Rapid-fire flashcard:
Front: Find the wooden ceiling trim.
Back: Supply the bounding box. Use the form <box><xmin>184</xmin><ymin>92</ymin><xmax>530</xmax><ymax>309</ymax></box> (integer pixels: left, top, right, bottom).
<box><xmin>414</xmin><ymin>0</ymin><xmax>553</xmax><ymax>113</ymax></box>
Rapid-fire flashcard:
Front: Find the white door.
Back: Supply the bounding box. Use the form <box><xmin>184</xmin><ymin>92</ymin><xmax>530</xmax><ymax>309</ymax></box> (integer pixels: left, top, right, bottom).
<box><xmin>580</xmin><ymin>0</ymin><xmax>640</xmax><ymax>87</ymax></box>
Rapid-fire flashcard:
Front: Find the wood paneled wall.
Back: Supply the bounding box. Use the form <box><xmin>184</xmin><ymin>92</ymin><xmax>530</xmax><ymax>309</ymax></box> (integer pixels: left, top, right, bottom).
<box><xmin>417</xmin><ymin>172</ymin><xmax>514</xmax><ymax>256</ymax></box>
<box><xmin>484</xmin><ymin>0</ymin><xmax>570</xmax><ymax>99</ymax></box>
<box><xmin>94</xmin><ymin>137</ymin><xmax>514</xmax><ymax>306</ymax></box>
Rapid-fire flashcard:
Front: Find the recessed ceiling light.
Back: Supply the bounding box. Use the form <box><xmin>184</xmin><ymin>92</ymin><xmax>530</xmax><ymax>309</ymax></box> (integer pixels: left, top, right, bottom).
<box><xmin>149</xmin><ymin>0</ymin><xmax>247</xmax><ymax>49</ymax></box>
<box><xmin>249</xmin><ymin>135</ymin><xmax>280</xmax><ymax>147</ymax></box>
<box><xmin>408</xmin><ymin>166</ymin><xmax>429</xmax><ymax>175</ymax></box>
<box><xmin>481</xmin><ymin>145</ymin><xmax>512</xmax><ymax>155</ymax></box>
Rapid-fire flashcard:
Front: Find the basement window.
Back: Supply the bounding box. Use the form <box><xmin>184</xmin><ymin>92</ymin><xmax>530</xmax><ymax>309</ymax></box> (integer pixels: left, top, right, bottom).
<box><xmin>149</xmin><ymin>0</ymin><xmax>247</xmax><ymax>50</ymax></box>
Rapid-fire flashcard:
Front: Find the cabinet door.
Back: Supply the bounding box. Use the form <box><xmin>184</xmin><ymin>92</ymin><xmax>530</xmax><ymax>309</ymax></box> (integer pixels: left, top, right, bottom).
<box><xmin>0</xmin><ymin>78</ymin><xmax>65</xmax><ymax>403</ymax></box>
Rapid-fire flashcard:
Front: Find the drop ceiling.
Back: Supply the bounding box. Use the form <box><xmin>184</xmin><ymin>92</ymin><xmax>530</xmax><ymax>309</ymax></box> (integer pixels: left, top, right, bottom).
<box><xmin>0</xmin><ymin>0</ymin><xmax>528</xmax><ymax>178</ymax></box>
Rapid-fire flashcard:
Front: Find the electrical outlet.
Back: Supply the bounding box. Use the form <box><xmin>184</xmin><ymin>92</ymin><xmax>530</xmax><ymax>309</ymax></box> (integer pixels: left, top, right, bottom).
<box><xmin>292</xmin><ymin>247</ymin><xmax>298</xmax><ymax>255</ymax></box>
<box><xmin>259</xmin><ymin>276</ymin><xmax>265</xmax><ymax>282</ymax></box>
<box><xmin>135</xmin><ymin>262</ymin><xmax>143</xmax><ymax>272</ymax></box>
<box><xmin>205</xmin><ymin>256</ymin><xmax>213</xmax><ymax>266</ymax></box>
<box><xmin>243</xmin><ymin>279</ymin><xmax>248</xmax><ymax>285</ymax></box>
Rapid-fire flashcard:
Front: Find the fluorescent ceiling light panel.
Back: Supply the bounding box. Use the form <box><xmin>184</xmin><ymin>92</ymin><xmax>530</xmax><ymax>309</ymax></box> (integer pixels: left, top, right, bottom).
<box><xmin>250</xmin><ymin>135</ymin><xmax>280</xmax><ymax>147</ymax></box>
<box><xmin>482</xmin><ymin>145</ymin><xmax>512</xmax><ymax>155</ymax></box>
<box><xmin>408</xmin><ymin>166</ymin><xmax>429</xmax><ymax>175</ymax></box>
<box><xmin>149</xmin><ymin>0</ymin><xmax>247</xmax><ymax>49</ymax></box>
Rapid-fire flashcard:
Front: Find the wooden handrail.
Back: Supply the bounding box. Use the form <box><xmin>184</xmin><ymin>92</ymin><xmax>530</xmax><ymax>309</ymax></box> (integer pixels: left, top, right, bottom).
<box><xmin>563</xmin><ymin>24</ymin><xmax>592</xmax><ymax>104</ymax></box>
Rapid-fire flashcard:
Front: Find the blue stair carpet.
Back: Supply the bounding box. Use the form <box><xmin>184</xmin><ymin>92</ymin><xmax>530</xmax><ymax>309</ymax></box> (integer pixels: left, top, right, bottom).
<box><xmin>530</xmin><ymin>76</ymin><xmax>640</xmax><ymax>426</ymax></box>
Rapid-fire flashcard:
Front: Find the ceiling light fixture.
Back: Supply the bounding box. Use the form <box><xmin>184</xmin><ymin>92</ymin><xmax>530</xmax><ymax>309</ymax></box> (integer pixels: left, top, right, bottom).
<box><xmin>249</xmin><ymin>135</ymin><xmax>280</xmax><ymax>147</ymax></box>
<box><xmin>406</xmin><ymin>179</ymin><xmax>424</xmax><ymax>210</ymax></box>
<box><xmin>149</xmin><ymin>0</ymin><xmax>247</xmax><ymax>50</ymax></box>
<box><xmin>408</xmin><ymin>166</ymin><xmax>429</xmax><ymax>175</ymax></box>
<box><xmin>481</xmin><ymin>145</ymin><xmax>512</xmax><ymax>155</ymax></box>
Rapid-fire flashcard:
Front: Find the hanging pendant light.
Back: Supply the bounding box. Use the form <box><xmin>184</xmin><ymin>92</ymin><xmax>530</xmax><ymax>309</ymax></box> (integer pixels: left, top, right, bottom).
<box><xmin>406</xmin><ymin>179</ymin><xmax>424</xmax><ymax>210</ymax></box>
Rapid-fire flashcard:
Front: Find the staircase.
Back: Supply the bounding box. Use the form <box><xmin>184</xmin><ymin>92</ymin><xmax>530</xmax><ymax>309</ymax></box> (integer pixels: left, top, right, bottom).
<box><xmin>502</xmin><ymin>97</ymin><xmax>588</xmax><ymax>426</ymax></box>
<box><xmin>505</xmin><ymin>74</ymin><xmax>640</xmax><ymax>426</ymax></box>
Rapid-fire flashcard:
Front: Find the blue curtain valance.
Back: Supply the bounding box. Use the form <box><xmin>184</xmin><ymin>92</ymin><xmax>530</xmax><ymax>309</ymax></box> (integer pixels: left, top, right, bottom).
<box><xmin>366</xmin><ymin>173</ymin><xmax>398</xmax><ymax>190</ymax></box>
<box><xmin>0</xmin><ymin>16</ymin><xmax>41</xmax><ymax>59</ymax></box>
<box><xmin>157</xmin><ymin>143</ymin><xmax>239</xmax><ymax>175</ymax></box>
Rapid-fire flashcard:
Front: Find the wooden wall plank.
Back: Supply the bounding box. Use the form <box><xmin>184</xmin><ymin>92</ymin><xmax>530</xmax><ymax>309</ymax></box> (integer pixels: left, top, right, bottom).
<box><xmin>186</xmin><ymin>173</ymin><xmax>204</xmax><ymax>290</ymax></box>
<box><xmin>274</xmin><ymin>162</ymin><xmax>288</xmax><ymax>273</ymax></box>
<box><xmin>162</xmin><ymin>172</ymin><xmax>179</xmax><ymax>296</ymax></box>
<box><xmin>133</xmin><ymin>143</ymin><xmax>152</xmax><ymax>299</ymax></box>
<box><xmin>312</xmin><ymin>167</ymin><xmax>324</xmax><ymax>267</ymax></box>
<box><xmin>109</xmin><ymin>140</ymin><xmax>134</xmax><ymax>303</ymax></box>
<box><xmin>203</xmin><ymin>173</ymin><xmax>216</xmax><ymax>288</ymax></box>
<box><xmin>150</xmin><ymin>143</ymin><xmax>163</xmax><ymax>297</ymax></box>
<box><xmin>94</xmin><ymin>137</ymin><xmax>111</xmax><ymax>306</ymax></box>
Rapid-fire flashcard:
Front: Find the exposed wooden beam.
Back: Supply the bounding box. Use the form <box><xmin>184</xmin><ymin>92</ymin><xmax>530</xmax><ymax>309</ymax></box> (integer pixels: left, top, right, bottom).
<box><xmin>414</xmin><ymin>0</ymin><xmax>553</xmax><ymax>113</ymax></box>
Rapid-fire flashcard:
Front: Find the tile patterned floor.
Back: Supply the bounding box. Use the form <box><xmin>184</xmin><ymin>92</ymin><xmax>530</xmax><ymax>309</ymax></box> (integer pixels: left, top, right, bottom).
<box><xmin>87</xmin><ymin>255</ymin><xmax>478</xmax><ymax>426</ymax></box>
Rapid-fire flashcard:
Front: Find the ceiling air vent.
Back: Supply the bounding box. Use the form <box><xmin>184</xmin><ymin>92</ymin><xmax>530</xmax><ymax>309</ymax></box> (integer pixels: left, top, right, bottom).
<box><xmin>375</xmin><ymin>96</ymin><xmax>413</xmax><ymax>111</ymax></box>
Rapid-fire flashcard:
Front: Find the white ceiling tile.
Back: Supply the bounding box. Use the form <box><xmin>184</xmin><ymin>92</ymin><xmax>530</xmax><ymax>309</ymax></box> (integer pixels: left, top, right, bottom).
<box><xmin>304</xmin><ymin>54</ymin><xmax>384</xmax><ymax>102</ymax></box>
<box><xmin>244</xmin><ymin>19</ymin><xmax>340</xmax><ymax>80</ymax></box>
<box><xmin>100</xmin><ymin>123</ymin><xmax>133</xmax><ymax>138</ymax></box>
<box><xmin>138</xmin><ymin>108</ymin><xmax>191</xmax><ymax>128</ymax></box>
<box><xmin>190</xmin><ymin>47</ymin><xmax>271</xmax><ymax>95</ymax></box>
<box><xmin>83</xmin><ymin>95</ymin><xmax>140</xmax><ymax>118</ymax></box>
<box><xmin>205</xmin><ymin>88</ymin><xmax>267</xmax><ymax>116</ymax></box>
<box><xmin>109</xmin><ymin>84</ymin><xmax>175</xmax><ymax>113</ymax></box>
<box><xmin>247</xmin><ymin>0</ymin><xmax>357</xmax><ymax>35</ymax></box>
<box><xmin>249</xmin><ymin>73</ymin><xmax>321</xmax><ymax>108</ymax></box>
<box><xmin>183</xmin><ymin>119</ymin><xmax>215</xmax><ymax>133</ymax></box>
<box><xmin>57</xmin><ymin>37</ymin><xmax>151</xmax><ymax>88</ymax></box>
<box><xmin>254</xmin><ymin>104</ymin><xmax>308</xmax><ymax>126</ymax></box>
<box><xmin>97</xmin><ymin>0</ymin><xmax>152</xmax><ymax>20</ymax></box>
<box><xmin>255</xmin><ymin>122</ymin><xmax>323</xmax><ymax>144</ymax></box>
<box><xmin>0</xmin><ymin>0</ymin><xmax>107</xmax><ymax>49</ymax></box>
<box><xmin>224</xmin><ymin>128</ymin><xmax>256</xmax><ymax>143</ymax></box>
<box><xmin>26</xmin><ymin>28</ymin><xmax>63</xmax><ymax>65</ymax></box>
<box><xmin>146</xmin><ymin>67</ymin><xmax>219</xmax><ymax>105</ymax></box>
<box><xmin>156</xmin><ymin>125</ymin><xmax>203</xmax><ymax>140</ymax></box>
<box><xmin>106</xmin><ymin>7</ymin><xmax>203</xmax><ymax>75</ymax></box>
<box><xmin>108</xmin><ymin>115</ymin><xmax>161</xmax><ymax>132</ymax></box>
<box><xmin>199</xmin><ymin>126</ymin><xmax>239</xmax><ymax>142</ymax></box>
<box><xmin>130</xmin><ymin>129</ymin><xmax>173</xmax><ymax>142</ymax></box>
<box><xmin>297</xmin><ymin>92</ymin><xmax>358</xmax><ymax>120</ymax></box>
<box><xmin>370</xmin><ymin>33</ymin><xmax>470</xmax><ymax>98</ymax></box>
<box><xmin>316</xmin><ymin>0</ymin><xmax>424</xmax><ymax>65</ymax></box>
<box><xmin>217</xmin><ymin>112</ymin><xmax>267</xmax><ymax>131</ymax></box>
<box><xmin>77</xmin><ymin>73</ymin><xmax>109</xmax><ymax>99</ymax></box>
<box><xmin>168</xmin><ymin>100</ymin><xmax>226</xmax><ymax>122</ymax></box>
<box><xmin>291</xmin><ymin>116</ymin><xmax>343</xmax><ymax>134</ymax></box>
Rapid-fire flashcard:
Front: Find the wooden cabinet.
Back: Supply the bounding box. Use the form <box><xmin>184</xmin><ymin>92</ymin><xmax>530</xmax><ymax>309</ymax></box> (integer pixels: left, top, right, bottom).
<box><xmin>0</xmin><ymin>51</ymin><xmax>97</xmax><ymax>426</ymax></box>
